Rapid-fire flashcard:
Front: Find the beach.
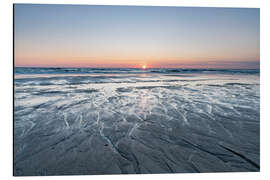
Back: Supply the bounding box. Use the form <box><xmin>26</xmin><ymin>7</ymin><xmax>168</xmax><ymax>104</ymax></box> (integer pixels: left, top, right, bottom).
<box><xmin>14</xmin><ymin>68</ymin><xmax>260</xmax><ymax>175</ymax></box>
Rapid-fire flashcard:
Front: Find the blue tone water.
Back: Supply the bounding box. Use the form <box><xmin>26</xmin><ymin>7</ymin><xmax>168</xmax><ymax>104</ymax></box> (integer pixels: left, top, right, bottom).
<box><xmin>15</xmin><ymin>67</ymin><xmax>259</xmax><ymax>75</ymax></box>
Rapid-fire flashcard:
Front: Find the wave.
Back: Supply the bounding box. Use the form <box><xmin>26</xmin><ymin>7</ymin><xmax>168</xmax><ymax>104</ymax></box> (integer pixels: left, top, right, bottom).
<box><xmin>15</xmin><ymin>67</ymin><xmax>260</xmax><ymax>75</ymax></box>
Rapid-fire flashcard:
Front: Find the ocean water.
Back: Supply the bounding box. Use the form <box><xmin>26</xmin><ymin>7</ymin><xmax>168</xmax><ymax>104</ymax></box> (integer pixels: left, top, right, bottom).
<box><xmin>14</xmin><ymin>67</ymin><xmax>260</xmax><ymax>175</ymax></box>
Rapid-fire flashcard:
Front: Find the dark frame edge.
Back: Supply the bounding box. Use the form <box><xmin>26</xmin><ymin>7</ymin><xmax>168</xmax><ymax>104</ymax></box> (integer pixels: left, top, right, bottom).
<box><xmin>12</xmin><ymin>3</ymin><xmax>15</xmax><ymax>177</ymax></box>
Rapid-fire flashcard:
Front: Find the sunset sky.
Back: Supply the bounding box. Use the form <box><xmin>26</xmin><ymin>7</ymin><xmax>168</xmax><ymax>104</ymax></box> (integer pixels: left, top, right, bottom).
<box><xmin>14</xmin><ymin>4</ymin><xmax>260</xmax><ymax>69</ymax></box>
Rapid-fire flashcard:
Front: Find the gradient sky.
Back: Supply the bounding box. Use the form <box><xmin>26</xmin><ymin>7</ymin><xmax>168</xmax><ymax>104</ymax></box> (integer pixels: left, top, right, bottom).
<box><xmin>14</xmin><ymin>4</ymin><xmax>260</xmax><ymax>69</ymax></box>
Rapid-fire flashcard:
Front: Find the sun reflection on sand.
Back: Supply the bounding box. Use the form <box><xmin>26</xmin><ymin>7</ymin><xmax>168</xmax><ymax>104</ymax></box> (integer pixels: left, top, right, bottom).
<box><xmin>138</xmin><ymin>89</ymin><xmax>149</xmax><ymax>120</ymax></box>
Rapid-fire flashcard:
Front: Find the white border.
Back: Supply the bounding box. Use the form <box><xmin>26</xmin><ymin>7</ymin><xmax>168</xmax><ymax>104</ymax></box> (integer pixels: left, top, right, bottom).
<box><xmin>1</xmin><ymin>0</ymin><xmax>269</xmax><ymax>179</ymax></box>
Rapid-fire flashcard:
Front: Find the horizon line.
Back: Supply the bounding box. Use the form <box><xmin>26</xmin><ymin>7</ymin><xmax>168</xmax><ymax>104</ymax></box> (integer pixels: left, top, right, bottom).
<box><xmin>14</xmin><ymin>66</ymin><xmax>260</xmax><ymax>70</ymax></box>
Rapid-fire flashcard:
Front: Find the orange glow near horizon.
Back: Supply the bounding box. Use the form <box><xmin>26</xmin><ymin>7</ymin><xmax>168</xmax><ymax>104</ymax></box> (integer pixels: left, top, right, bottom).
<box><xmin>14</xmin><ymin>48</ymin><xmax>260</xmax><ymax>69</ymax></box>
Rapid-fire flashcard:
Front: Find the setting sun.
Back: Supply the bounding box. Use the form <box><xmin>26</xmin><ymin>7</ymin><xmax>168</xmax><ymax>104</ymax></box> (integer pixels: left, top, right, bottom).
<box><xmin>142</xmin><ymin>65</ymin><xmax>147</xmax><ymax>69</ymax></box>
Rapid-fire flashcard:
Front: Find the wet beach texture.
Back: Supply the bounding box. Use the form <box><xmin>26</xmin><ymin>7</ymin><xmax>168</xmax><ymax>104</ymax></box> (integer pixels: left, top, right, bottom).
<box><xmin>14</xmin><ymin>68</ymin><xmax>260</xmax><ymax>175</ymax></box>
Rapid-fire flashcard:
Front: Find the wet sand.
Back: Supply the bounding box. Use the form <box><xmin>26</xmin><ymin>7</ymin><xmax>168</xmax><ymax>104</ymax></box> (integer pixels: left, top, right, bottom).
<box><xmin>14</xmin><ymin>72</ymin><xmax>260</xmax><ymax>175</ymax></box>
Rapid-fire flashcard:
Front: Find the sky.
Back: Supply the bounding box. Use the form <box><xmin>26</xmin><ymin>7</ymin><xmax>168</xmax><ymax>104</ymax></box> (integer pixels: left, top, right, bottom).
<box><xmin>14</xmin><ymin>4</ymin><xmax>260</xmax><ymax>69</ymax></box>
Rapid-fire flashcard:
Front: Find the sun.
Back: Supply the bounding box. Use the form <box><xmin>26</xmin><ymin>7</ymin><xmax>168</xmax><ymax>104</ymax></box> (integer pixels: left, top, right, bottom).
<box><xmin>142</xmin><ymin>65</ymin><xmax>147</xmax><ymax>69</ymax></box>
